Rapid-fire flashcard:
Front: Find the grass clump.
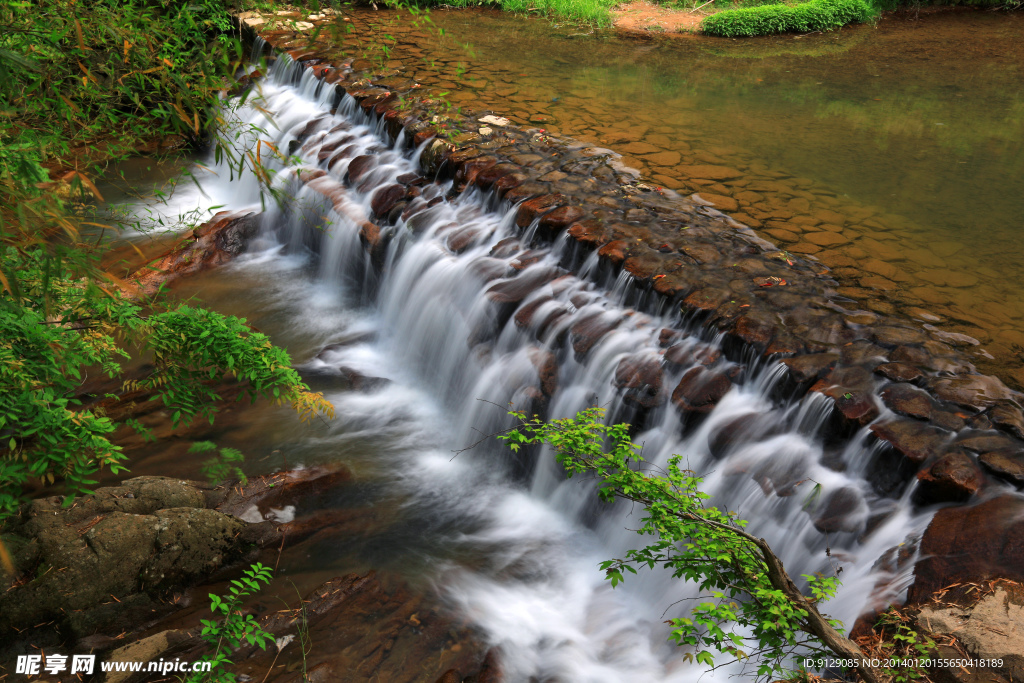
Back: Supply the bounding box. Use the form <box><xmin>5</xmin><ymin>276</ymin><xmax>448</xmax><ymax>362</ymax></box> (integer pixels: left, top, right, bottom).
<box><xmin>701</xmin><ymin>0</ymin><xmax>873</xmax><ymax>36</ymax></box>
<box><xmin>433</xmin><ymin>0</ymin><xmax>618</xmax><ymax>25</ymax></box>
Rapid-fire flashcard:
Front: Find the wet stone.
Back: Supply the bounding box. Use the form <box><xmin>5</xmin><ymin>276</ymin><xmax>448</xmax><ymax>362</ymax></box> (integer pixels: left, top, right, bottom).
<box><xmin>875</xmin><ymin>362</ymin><xmax>924</xmax><ymax>383</ymax></box>
<box><xmin>671</xmin><ymin>367</ymin><xmax>732</xmax><ymax>415</ymax></box>
<box><xmin>915</xmin><ymin>450</ymin><xmax>983</xmax><ymax>504</ymax></box>
<box><xmin>370</xmin><ymin>183</ymin><xmax>406</xmax><ymax>219</ymax></box>
<box><xmin>977</xmin><ymin>452</ymin><xmax>1024</xmax><ymax>487</ymax></box>
<box><xmin>614</xmin><ymin>354</ymin><xmax>665</xmax><ymax>409</ymax></box>
<box><xmin>926</xmin><ymin>375</ymin><xmax>1014</xmax><ymax>411</ymax></box>
<box><xmin>871</xmin><ymin>419</ymin><xmax>953</xmax><ymax>465</ymax></box>
<box><xmin>781</xmin><ymin>353</ymin><xmax>839</xmax><ymax>385</ymax></box>
<box><xmin>989</xmin><ymin>404</ymin><xmax>1024</xmax><ymax>441</ymax></box>
<box><xmin>571</xmin><ymin>313</ymin><xmax>621</xmax><ymax>358</ymax></box>
<box><xmin>881</xmin><ymin>383</ymin><xmax>935</xmax><ymax>420</ymax></box>
<box><xmin>812</xmin><ymin>487</ymin><xmax>863</xmax><ymax>534</ymax></box>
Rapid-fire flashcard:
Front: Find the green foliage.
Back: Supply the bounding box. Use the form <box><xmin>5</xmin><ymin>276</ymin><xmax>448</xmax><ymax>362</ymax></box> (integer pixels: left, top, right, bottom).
<box><xmin>501</xmin><ymin>407</ymin><xmax>846</xmax><ymax>679</ymax></box>
<box><xmin>188</xmin><ymin>562</ymin><xmax>275</xmax><ymax>683</ymax></box>
<box><xmin>398</xmin><ymin>0</ymin><xmax>617</xmax><ymax>26</ymax></box>
<box><xmin>0</xmin><ymin>242</ymin><xmax>334</xmax><ymax>521</ymax></box>
<box><xmin>191</xmin><ymin>441</ymin><xmax>247</xmax><ymax>485</ymax></box>
<box><xmin>0</xmin><ymin>0</ymin><xmax>335</xmax><ymax>526</ymax></box>
<box><xmin>873</xmin><ymin>609</ymin><xmax>936</xmax><ymax>682</ymax></box>
<box><xmin>701</xmin><ymin>0</ymin><xmax>874</xmax><ymax>37</ymax></box>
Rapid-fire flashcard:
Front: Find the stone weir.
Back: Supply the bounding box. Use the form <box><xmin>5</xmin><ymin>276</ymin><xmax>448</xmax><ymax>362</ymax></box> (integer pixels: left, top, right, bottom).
<box><xmin>237</xmin><ymin>22</ymin><xmax>1024</xmax><ymax>598</ymax></box>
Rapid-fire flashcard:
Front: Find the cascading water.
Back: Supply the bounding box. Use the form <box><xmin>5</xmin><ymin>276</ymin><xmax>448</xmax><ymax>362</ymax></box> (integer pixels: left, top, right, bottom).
<box><xmin>136</xmin><ymin>52</ymin><xmax>939</xmax><ymax>681</ymax></box>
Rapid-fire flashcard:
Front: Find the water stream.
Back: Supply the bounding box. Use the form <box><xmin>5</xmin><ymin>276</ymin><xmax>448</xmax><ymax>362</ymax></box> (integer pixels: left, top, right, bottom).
<box><xmin>107</xmin><ymin>51</ymin><xmax>950</xmax><ymax>680</ymax></box>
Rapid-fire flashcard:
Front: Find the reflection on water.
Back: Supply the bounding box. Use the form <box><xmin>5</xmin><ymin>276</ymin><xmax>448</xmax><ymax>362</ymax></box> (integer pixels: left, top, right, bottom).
<box><xmin>326</xmin><ymin>7</ymin><xmax>1024</xmax><ymax>382</ymax></box>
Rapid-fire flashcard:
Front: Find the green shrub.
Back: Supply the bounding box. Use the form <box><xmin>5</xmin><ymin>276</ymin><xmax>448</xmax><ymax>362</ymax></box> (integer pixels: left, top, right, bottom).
<box><xmin>701</xmin><ymin>0</ymin><xmax>874</xmax><ymax>37</ymax></box>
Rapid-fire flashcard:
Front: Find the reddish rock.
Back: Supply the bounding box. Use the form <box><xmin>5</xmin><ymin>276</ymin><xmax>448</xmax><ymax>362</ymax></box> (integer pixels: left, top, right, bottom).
<box><xmin>908</xmin><ymin>495</ymin><xmax>1024</xmax><ymax>603</ymax></box>
<box><xmin>538</xmin><ymin>205</ymin><xmax>585</xmax><ymax>233</ymax></box>
<box><xmin>731</xmin><ymin>314</ymin><xmax>776</xmax><ymax>349</ymax></box>
<box><xmin>881</xmin><ymin>383</ymin><xmax>935</xmax><ymax>420</ymax></box>
<box><xmin>989</xmin><ymin>404</ymin><xmax>1024</xmax><ymax>441</ymax></box>
<box><xmin>614</xmin><ymin>354</ymin><xmax>665</xmax><ymax>409</ymax></box>
<box><xmin>926</xmin><ymin>374</ymin><xmax>1014</xmax><ymax>410</ymax></box>
<box><xmin>597</xmin><ymin>240</ymin><xmax>629</xmax><ymax>265</ymax></box>
<box><xmin>358</xmin><ymin>222</ymin><xmax>380</xmax><ymax>250</ymax></box>
<box><xmin>781</xmin><ymin>353</ymin><xmax>838</xmax><ymax>385</ymax></box>
<box><xmin>504</xmin><ymin>181</ymin><xmax>546</xmax><ymax>204</ymax></box>
<box><xmin>915</xmin><ymin>450</ymin><xmax>983</xmax><ymax>504</ymax></box>
<box><xmin>839</xmin><ymin>340</ymin><xmax>889</xmax><ymax>367</ymax></box>
<box><xmin>485</xmin><ymin>267</ymin><xmax>560</xmax><ymax>305</ymax></box>
<box><xmin>570</xmin><ymin>313</ymin><xmax>621</xmax><ymax>358</ymax></box>
<box><xmin>664</xmin><ymin>342</ymin><xmax>721</xmax><ymax>368</ymax></box>
<box><xmin>131</xmin><ymin>212</ymin><xmax>261</xmax><ymax>295</ymax></box>
<box><xmin>474</xmin><ymin>163</ymin><xmax>518</xmax><ymax>190</ymax></box>
<box><xmin>978</xmin><ymin>452</ymin><xmax>1024</xmax><ymax>486</ymax></box>
<box><xmin>493</xmin><ymin>172</ymin><xmax>528</xmax><ymax>197</ymax></box>
<box><xmin>516</xmin><ymin>194</ymin><xmax>565</xmax><ymax>228</ymax></box>
<box><xmin>446</xmin><ymin>227</ymin><xmax>483</xmax><ymax>254</ymax></box>
<box><xmin>370</xmin><ymin>183</ymin><xmax>406</xmax><ymax>218</ymax></box>
<box><xmin>219</xmin><ymin>465</ymin><xmax>353</xmax><ymax>521</ymax></box>
<box><xmin>683</xmin><ymin>288</ymin><xmax>731</xmax><ymax>314</ymax></box>
<box><xmin>671</xmin><ymin>367</ymin><xmax>732</xmax><ymax>415</ymax></box>
<box><xmin>623</xmin><ymin>253</ymin><xmax>663</xmax><ymax>280</ymax></box>
<box><xmin>810</xmin><ymin>365</ymin><xmax>880</xmax><ymax>427</ymax></box>
<box><xmin>456</xmin><ymin>155</ymin><xmax>498</xmax><ymax>185</ymax></box>
<box><xmin>346</xmin><ymin>155</ymin><xmax>376</xmax><ymax>184</ymax></box>
<box><xmin>870</xmin><ymin>419</ymin><xmax>952</xmax><ymax>465</ymax></box>
<box><xmin>567</xmin><ymin>219</ymin><xmax>611</xmax><ymax>248</ymax></box>
<box><xmin>527</xmin><ymin>347</ymin><xmax>558</xmax><ymax>397</ymax></box>
<box><xmin>957</xmin><ymin>433</ymin><xmax>1024</xmax><ymax>456</ymax></box>
<box><xmin>413</xmin><ymin>127</ymin><xmax>438</xmax><ymax>147</ymax></box>
<box><xmin>872</xmin><ymin>325</ymin><xmax>929</xmax><ymax>346</ymax></box>
<box><xmin>874</xmin><ymin>362</ymin><xmax>924</xmax><ymax>383</ymax></box>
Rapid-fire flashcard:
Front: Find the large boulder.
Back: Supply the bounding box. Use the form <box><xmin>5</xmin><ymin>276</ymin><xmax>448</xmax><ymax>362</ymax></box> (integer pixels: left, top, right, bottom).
<box><xmin>908</xmin><ymin>495</ymin><xmax>1024</xmax><ymax>604</ymax></box>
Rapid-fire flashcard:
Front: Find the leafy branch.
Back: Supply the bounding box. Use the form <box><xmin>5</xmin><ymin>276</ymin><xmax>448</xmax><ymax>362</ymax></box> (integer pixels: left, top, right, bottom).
<box><xmin>501</xmin><ymin>406</ymin><xmax>882</xmax><ymax>682</ymax></box>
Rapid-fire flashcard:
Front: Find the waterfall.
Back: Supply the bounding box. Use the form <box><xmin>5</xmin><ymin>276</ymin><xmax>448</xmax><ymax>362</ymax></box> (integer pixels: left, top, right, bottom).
<box><xmin>145</xmin><ymin>56</ymin><xmax>936</xmax><ymax>681</ymax></box>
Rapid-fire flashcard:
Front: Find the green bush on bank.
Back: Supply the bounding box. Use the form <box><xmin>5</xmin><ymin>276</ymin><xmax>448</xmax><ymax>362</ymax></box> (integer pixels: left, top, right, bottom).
<box><xmin>701</xmin><ymin>0</ymin><xmax>874</xmax><ymax>36</ymax></box>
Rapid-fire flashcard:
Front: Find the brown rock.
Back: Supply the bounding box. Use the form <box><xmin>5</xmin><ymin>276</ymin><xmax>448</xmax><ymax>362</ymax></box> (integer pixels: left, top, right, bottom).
<box><xmin>698</xmin><ymin>193</ymin><xmax>739</xmax><ymax>212</ymax></box>
<box><xmin>915</xmin><ymin>450</ymin><xmax>983</xmax><ymax>504</ymax></box>
<box><xmin>679</xmin><ymin>164</ymin><xmax>743</xmax><ymax>181</ymax></box>
<box><xmin>812</xmin><ymin>487</ymin><xmax>863</xmax><ymax>533</ymax></box>
<box><xmin>597</xmin><ymin>240</ymin><xmax>629</xmax><ymax>265</ymax></box>
<box><xmin>926</xmin><ymin>375</ymin><xmax>1014</xmax><ymax>410</ymax></box>
<box><xmin>810</xmin><ymin>365</ymin><xmax>880</xmax><ymax>427</ymax></box>
<box><xmin>571</xmin><ymin>313</ymin><xmax>621</xmax><ymax>358</ymax></box>
<box><xmin>567</xmin><ymin>219</ymin><xmax>611</xmax><ymax>248</ymax></box>
<box><xmin>989</xmin><ymin>404</ymin><xmax>1024</xmax><ymax>441</ymax></box>
<box><xmin>485</xmin><ymin>267</ymin><xmax>561</xmax><ymax>305</ymax></box>
<box><xmin>978</xmin><ymin>452</ymin><xmax>1024</xmax><ymax>486</ymax></box>
<box><xmin>908</xmin><ymin>495</ymin><xmax>1024</xmax><ymax>603</ymax></box>
<box><xmin>881</xmin><ymin>383</ymin><xmax>935</xmax><ymax>420</ymax></box>
<box><xmin>539</xmin><ymin>205</ymin><xmax>585</xmax><ymax>232</ymax></box>
<box><xmin>346</xmin><ymin>155</ymin><xmax>376</xmax><ymax>184</ymax></box>
<box><xmin>875</xmin><ymin>362</ymin><xmax>924</xmax><ymax>383</ymax></box>
<box><xmin>527</xmin><ymin>347</ymin><xmax>559</xmax><ymax>397</ymax></box>
<box><xmin>614</xmin><ymin>354</ymin><xmax>665</xmax><ymax>409</ymax></box>
<box><xmin>664</xmin><ymin>342</ymin><xmax>721</xmax><ymax>369</ymax></box>
<box><xmin>370</xmin><ymin>183</ymin><xmax>406</xmax><ymax>218</ymax></box>
<box><xmin>671</xmin><ymin>367</ymin><xmax>732</xmax><ymax>415</ymax></box>
<box><xmin>781</xmin><ymin>353</ymin><xmax>838</xmax><ymax>384</ymax></box>
<box><xmin>870</xmin><ymin>419</ymin><xmax>952</xmax><ymax>465</ymax></box>
<box><xmin>516</xmin><ymin>194</ymin><xmax>564</xmax><ymax>228</ymax></box>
